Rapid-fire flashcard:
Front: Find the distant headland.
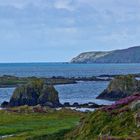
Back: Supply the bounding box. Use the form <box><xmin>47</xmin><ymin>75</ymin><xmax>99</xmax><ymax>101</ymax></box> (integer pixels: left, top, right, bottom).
<box><xmin>71</xmin><ymin>46</ymin><xmax>140</xmax><ymax>63</ymax></box>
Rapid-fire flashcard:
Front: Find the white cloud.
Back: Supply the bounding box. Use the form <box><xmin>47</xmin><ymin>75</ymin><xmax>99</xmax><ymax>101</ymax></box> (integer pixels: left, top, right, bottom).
<box><xmin>0</xmin><ymin>0</ymin><xmax>140</xmax><ymax>51</ymax></box>
<box><xmin>53</xmin><ymin>0</ymin><xmax>74</xmax><ymax>11</ymax></box>
<box><xmin>0</xmin><ymin>0</ymin><xmax>48</xmax><ymax>9</ymax></box>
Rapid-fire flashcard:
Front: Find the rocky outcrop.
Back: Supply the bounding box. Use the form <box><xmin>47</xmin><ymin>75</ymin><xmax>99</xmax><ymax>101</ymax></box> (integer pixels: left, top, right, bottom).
<box><xmin>63</xmin><ymin>102</ymin><xmax>102</xmax><ymax>108</ymax></box>
<box><xmin>9</xmin><ymin>79</ymin><xmax>60</xmax><ymax>107</ymax></box>
<box><xmin>130</xmin><ymin>100</ymin><xmax>140</xmax><ymax>111</ymax></box>
<box><xmin>71</xmin><ymin>46</ymin><xmax>140</xmax><ymax>63</ymax></box>
<box><xmin>97</xmin><ymin>75</ymin><xmax>140</xmax><ymax>100</ymax></box>
<box><xmin>1</xmin><ymin>101</ymin><xmax>9</xmax><ymax>108</ymax></box>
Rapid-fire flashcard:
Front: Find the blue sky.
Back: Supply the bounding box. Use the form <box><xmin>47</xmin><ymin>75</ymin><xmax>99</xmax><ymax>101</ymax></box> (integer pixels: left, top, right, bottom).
<box><xmin>0</xmin><ymin>0</ymin><xmax>140</xmax><ymax>62</ymax></box>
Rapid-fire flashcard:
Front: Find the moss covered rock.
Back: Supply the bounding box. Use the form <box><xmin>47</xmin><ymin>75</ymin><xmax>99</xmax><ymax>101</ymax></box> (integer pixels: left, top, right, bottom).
<box><xmin>9</xmin><ymin>79</ymin><xmax>60</xmax><ymax>107</ymax></box>
<box><xmin>97</xmin><ymin>75</ymin><xmax>140</xmax><ymax>100</ymax></box>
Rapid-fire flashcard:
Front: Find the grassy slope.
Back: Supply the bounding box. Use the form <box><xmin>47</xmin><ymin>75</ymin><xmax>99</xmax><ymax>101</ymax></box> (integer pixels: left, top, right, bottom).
<box><xmin>65</xmin><ymin>108</ymin><xmax>140</xmax><ymax>140</ymax></box>
<box><xmin>0</xmin><ymin>109</ymin><xmax>82</xmax><ymax>140</ymax></box>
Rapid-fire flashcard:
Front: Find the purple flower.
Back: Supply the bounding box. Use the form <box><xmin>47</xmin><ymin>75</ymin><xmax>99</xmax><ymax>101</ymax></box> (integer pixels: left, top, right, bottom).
<box><xmin>102</xmin><ymin>93</ymin><xmax>140</xmax><ymax>112</ymax></box>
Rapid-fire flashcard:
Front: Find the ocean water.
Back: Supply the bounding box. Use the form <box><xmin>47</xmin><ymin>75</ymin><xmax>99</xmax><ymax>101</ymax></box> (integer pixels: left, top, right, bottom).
<box><xmin>0</xmin><ymin>88</ymin><xmax>15</xmax><ymax>105</ymax></box>
<box><xmin>0</xmin><ymin>63</ymin><xmax>140</xmax><ymax>105</ymax></box>
<box><xmin>55</xmin><ymin>81</ymin><xmax>113</xmax><ymax>105</ymax></box>
<box><xmin>0</xmin><ymin>63</ymin><xmax>140</xmax><ymax>77</ymax></box>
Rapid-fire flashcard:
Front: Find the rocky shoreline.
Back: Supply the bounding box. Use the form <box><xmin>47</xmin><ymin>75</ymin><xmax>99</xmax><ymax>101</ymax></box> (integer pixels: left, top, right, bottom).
<box><xmin>0</xmin><ymin>78</ymin><xmax>103</xmax><ymax>110</ymax></box>
<box><xmin>1</xmin><ymin>73</ymin><xmax>140</xmax><ymax>88</ymax></box>
<box><xmin>0</xmin><ymin>75</ymin><xmax>112</xmax><ymax>88</ymax></box>
<box><xmin>1</xmin><ymin>74</ymin><xmax>140</xmax><ymax>110</ymax></box>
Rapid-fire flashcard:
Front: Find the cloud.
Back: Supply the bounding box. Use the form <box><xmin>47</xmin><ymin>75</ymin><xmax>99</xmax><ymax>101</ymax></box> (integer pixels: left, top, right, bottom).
<box><xmin>53</xmin><ymin>0</ymin><xmax>74</xmax><ymax>11</ymax></box>
<box><xmin>0</xmin><ymin>0</ymin><xmax>140</xmax><ymax>54</ymax></box>
<box><xmin>0</xmin><ymin>0</ymin><xmax>49</xmax><ymax>9</ymax></box>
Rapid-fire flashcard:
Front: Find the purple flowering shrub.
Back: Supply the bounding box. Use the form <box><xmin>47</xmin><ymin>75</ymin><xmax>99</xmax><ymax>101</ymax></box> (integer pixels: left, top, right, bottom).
<box><xmin>102</xmin><ymin>93</ymin><xmax>140</xmax><ymax>112</ymax></box>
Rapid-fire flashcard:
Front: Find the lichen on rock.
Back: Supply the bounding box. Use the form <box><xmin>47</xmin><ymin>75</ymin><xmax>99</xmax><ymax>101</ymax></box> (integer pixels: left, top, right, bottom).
<box><xmin>97</xmin><ymin>75</ymin><xmax>140</xmax><ymax>100</ymax></box>
<box><xmin>9</xmin><ymin>79</ymin><xmax>60</xmax><ymax>107</ymax></box>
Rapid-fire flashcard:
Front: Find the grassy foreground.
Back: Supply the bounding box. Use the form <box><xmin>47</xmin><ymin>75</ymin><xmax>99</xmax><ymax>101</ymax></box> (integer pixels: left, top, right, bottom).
<box><xmin>0</xmin><ymin>109</ymin><xmax>83</xmax><ymax>140</ymax></box>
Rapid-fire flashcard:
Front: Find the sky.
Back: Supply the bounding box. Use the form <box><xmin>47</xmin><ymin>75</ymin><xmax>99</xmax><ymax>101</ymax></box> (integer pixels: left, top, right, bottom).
<box><xmin>0</xmin><ymin>0</ymin><xmax>140</xmax><ymax>62</ymax></box>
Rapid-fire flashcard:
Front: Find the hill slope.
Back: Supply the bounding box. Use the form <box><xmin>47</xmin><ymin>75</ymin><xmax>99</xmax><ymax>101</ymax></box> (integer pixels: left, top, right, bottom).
<box><xmin>71</xmin><ymin>46</ymin><xmax>140</xmax><ymax>63</ymax></box>
<box><xmin>65</xmin><ymin>93</ymin><xmax>140</xmax><ymax>139</ymax></box>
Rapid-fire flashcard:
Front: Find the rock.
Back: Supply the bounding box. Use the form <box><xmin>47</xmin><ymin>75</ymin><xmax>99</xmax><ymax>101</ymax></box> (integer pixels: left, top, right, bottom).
<box><xmin>63</xmin><ymin>102</ymin><xmax>70</xmax><ymax>107</ymax></box>
<box><xmin>97</xmin><ymin>75</ymin><xmax>140</xmax><ymax>100</ymax></box>
<box><xmin>9</xmin><ymin>79</ymin><xmax>60</xmax><ymax>107</ymax></box>
<box><xmin>130</xmin><ymin>100</ymin><xmax>140</xmax><ymax>111</ymax></box>
<box><xmin>71</xmin><ymin>102</ymin><xmax>101</xmax><ymax>108</ymax></box>
<box><xmin>38</xmin><ymin>85</ymin><xmax>60</xmax><ymax>107</ymax></box>
<box><xmin>135</xmin><ymin>111</ymin><xmax>140</xmax><ymax>128</ymax></box>
<box><xmin>1</xmin><ymin>101</ymin><xmax>9</xmax><ymax>108</ymax></box>
<box><xmin>72</xmin><ymin>102</ymin><xmax>79</xmax><ymax>107</ymax></box>
<box><xmin>88</xmin><ymin>103</ymin><xmax>101</xmax><ymax>108</ymax></box>
<box><xmin>80</xmin><ymin>103</ymin><xmax>90</xmax><ymax>108</ymax></box>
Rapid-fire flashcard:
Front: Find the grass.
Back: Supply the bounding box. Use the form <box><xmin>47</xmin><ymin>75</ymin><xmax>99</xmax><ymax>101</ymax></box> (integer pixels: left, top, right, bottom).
<box><xmin>66</xmin><ymin>110</ymin><xmax>140</xmax><ymax>140</ymax></box>
<box><xmin>0</xmin><ymin>109</ymin><xmax>82</xmax><ymax>140</ymax></box>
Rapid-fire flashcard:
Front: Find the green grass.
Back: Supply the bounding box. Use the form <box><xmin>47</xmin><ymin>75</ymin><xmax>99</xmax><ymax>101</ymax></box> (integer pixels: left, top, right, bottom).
<box><xmin>66</xmin><ymin>110</ymin><xmax>140</xmax><ymax>140</ymax></box>
<box><xmin>0</xmin><ymin>109</ymin><xmax>82</xmax><ymax>140</ymax></box>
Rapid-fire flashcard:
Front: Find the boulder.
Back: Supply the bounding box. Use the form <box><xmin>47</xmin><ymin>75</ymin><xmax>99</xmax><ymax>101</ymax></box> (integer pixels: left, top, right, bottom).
<box><xmin>97</xmin><ymin>75</ymin><xmax>140</xmax><ymax>100</ymax></box>
<box><xmin>88</xmin><ymin>103</ymin><xmax>101</xmax><ymax>108</ymax></box>
<box><xmin>72</xmin><ymin>102</ymin><xmax>79</xmax><ymax>107</ymax></box>
<box><xmin>63</xmin><ymin>102</ymin><xmax>70</xmax><ymax>107</ymax></box>
<box><xmin>9</xmin><ymin>79</ymin><xmax>60</xmax><ymax>107</ymax></box>
<box><xmin>1</xmin><ymin>101</ymin><xmax>9</xmax><ymax>108</ymax></box>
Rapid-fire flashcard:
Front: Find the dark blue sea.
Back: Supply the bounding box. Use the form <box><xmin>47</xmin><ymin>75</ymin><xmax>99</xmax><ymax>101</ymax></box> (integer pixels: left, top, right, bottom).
<box><xmin>0</xmin><ymin>63</ymin><xmax>140</xmax><ymax>77</ymax></box>
<box><xmin>0</xmin><ymin>63</ymin><xmax>140</xmax><ymax>105</ymax></box>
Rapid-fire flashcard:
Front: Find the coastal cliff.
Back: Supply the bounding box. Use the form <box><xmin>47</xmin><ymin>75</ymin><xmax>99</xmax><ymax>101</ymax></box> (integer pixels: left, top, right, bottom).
<box><xmin>71</xmin><ymin>46</ymin><xmax>140</xmax><ymax>63</ymax></box>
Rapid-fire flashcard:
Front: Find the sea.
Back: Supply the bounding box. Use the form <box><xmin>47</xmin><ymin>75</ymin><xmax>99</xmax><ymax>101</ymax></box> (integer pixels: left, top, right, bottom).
<box><xmin>0</xmin><ymin>63</ymin><xmax>140</xmax><ymax>106</ymax></box>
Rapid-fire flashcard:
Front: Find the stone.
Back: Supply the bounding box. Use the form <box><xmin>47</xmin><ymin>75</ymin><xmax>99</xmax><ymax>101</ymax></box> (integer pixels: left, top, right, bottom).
<box><xmin>9</xmin><ymin>79</ymin><xmax>60</xmax><ymax>107</ymax></box>
<box><xmin>1</xmin><ymin>101</ymin><xmax>9</xmax><ymax>108</ymax></box>
<box><xmin>130</xmin><ymin>100</ymin><xmax>140</xmax><ymax>111</ymax></box>
<box><xmin>73</xmin><ymin>102</ymin><xmax>79</xmax><ymax>107</ymax></box>
<box><xmin>63</xmin><ymin>102</ymin><xmax>70</xmax><ymax>107</ymax></box>
<box><xmin>97</xmin><ymin>75</ymin><xmax>140</xmax><ymax>100</ymax></box>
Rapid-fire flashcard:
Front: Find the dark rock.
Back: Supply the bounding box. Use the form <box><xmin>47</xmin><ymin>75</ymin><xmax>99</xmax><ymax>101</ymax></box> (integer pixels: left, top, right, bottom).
<box><xmin>88</xmin><ymin>103</ymin><xmax>101</xmax><ymax>108</ymax></box>
<box><xmin>1</xmin><ymin>101</ymin><xmax>9</xmax><ymax>108</ymax></box>
<box><xmin>72</xmin><ymin>102</ymin><xmax>79</xmax><ymax>107</ymax></box>
<box><xmin>97</xmin><ymin>75</ymin><xmax>140</xmax><ymax>100</ymax></box>
<box><xmin>38</xmin><ymin>85</ymin><xmax>60</xmax><ymax>107</ymax></box>
<box><xmin>79</xmin><ymin>103</ymin><xmax>89</xmax><ymax>108</ymax></box>
<box><xmin>9</xmin><ymin>79</ymin><xmax>60</xmax><ymax>107</ymax></box>
<box><xmin>63</xmin><ymin>102</ymin><xmax>70</xmax><ymax>107</ymax></box>
<box><xmin>71</xmin><ymin>102</ymin><xmax>101</xmax><ymax>108</ymax></box>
